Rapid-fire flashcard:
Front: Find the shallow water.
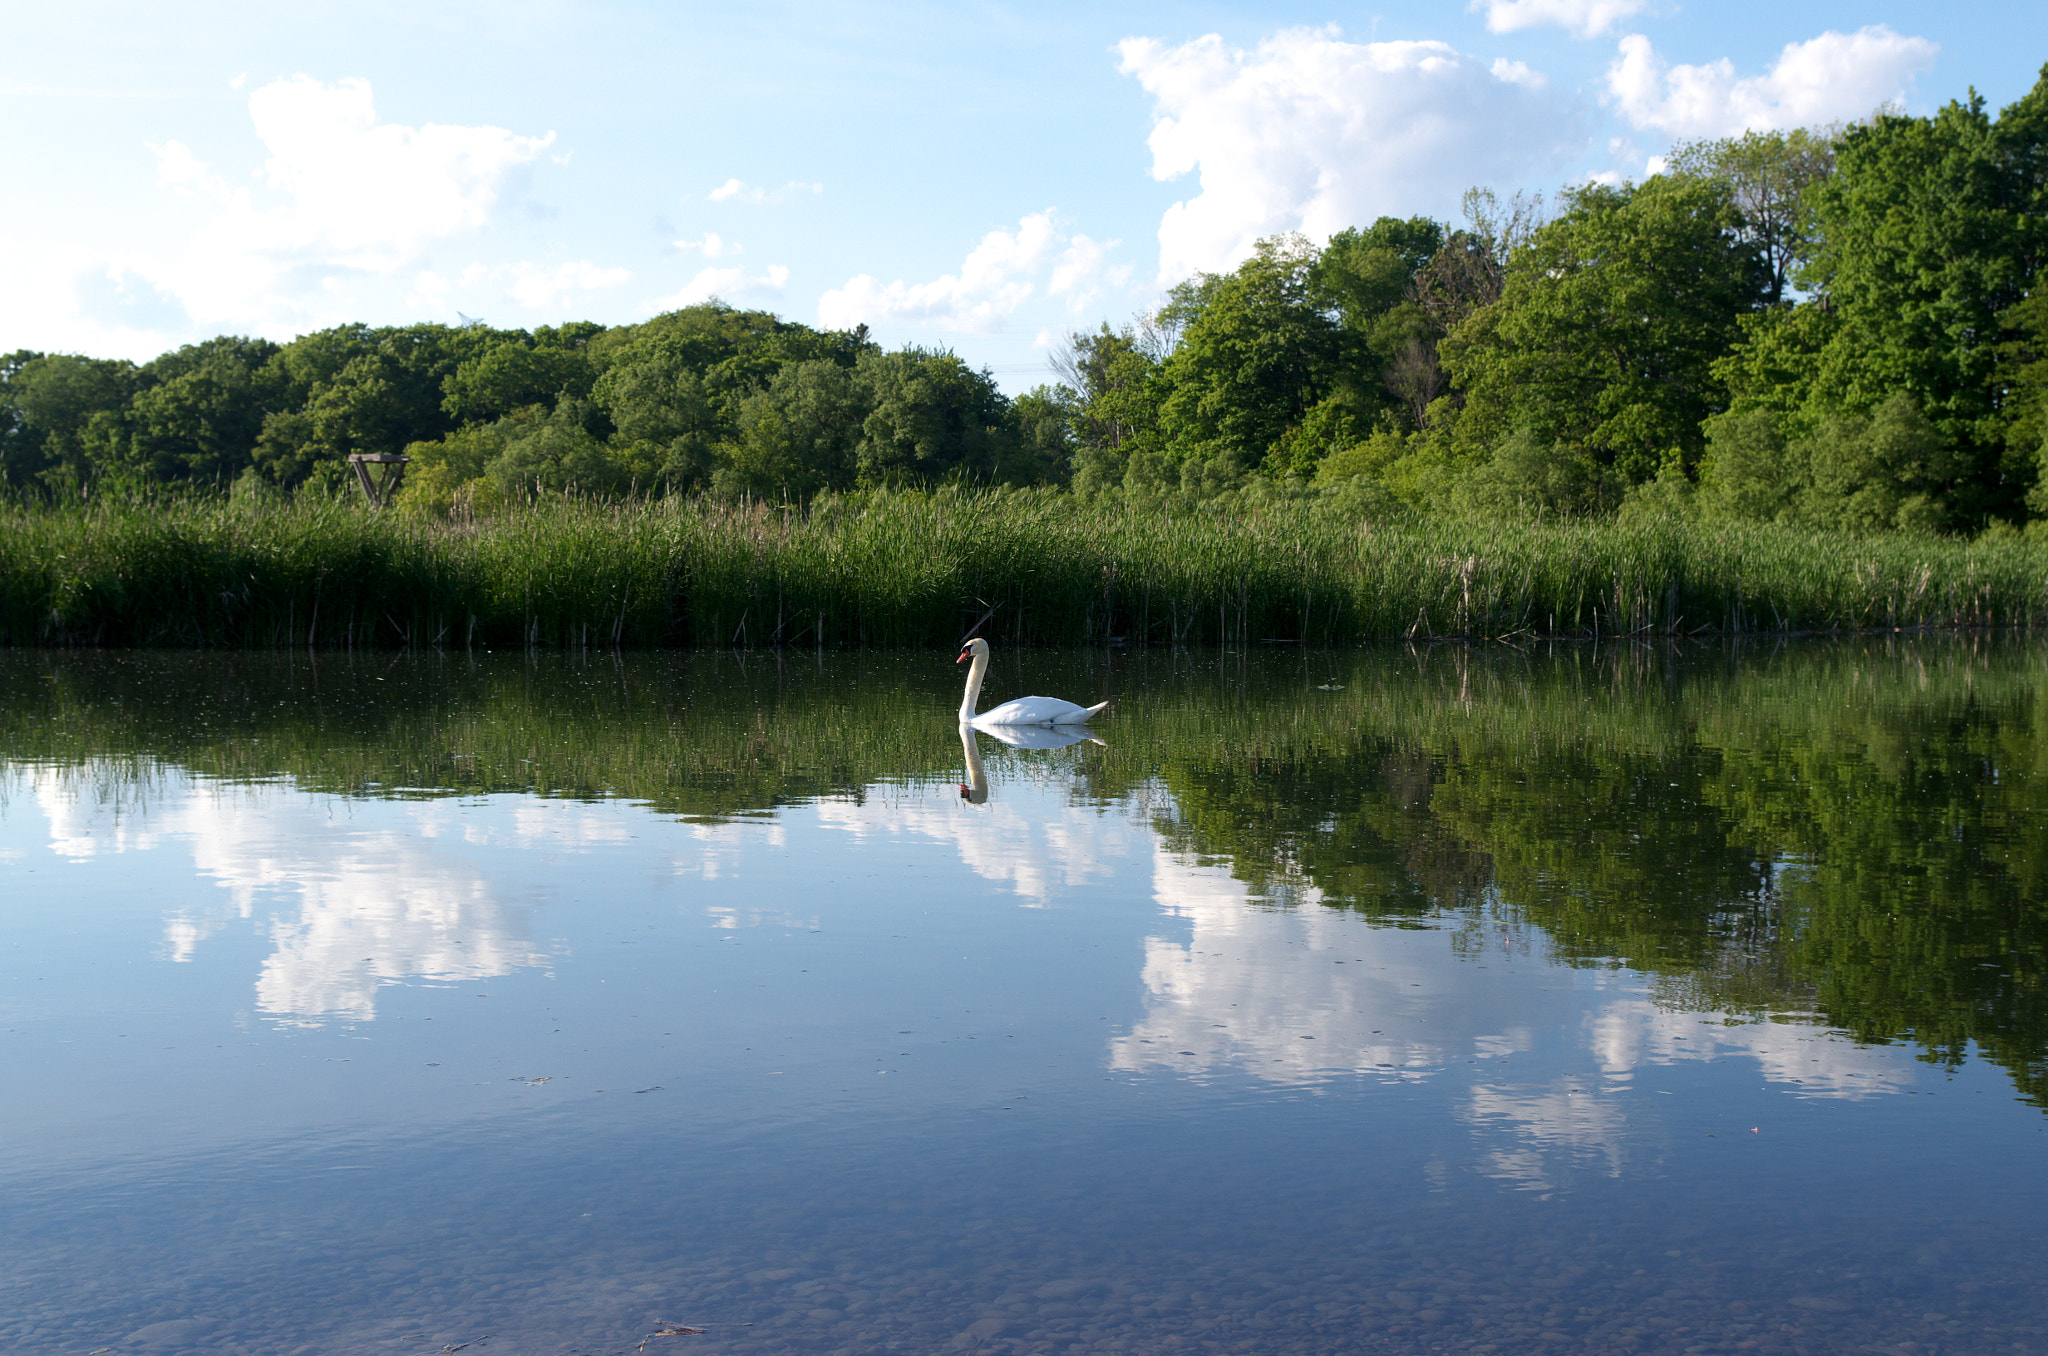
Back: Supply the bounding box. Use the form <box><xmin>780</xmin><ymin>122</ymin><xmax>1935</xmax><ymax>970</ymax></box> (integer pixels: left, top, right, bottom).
<box><xmin>2</xmin><ymin>640</ymin><xmax>2046</xmax><ymax>1356</ymax></box>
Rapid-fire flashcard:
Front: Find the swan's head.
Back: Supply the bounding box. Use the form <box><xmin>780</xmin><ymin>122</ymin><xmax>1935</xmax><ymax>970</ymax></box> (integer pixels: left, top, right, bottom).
<box><xmin>956</xmin><ymin>637</ymin><xmax>989</xmax><ymax>664</ymax></box>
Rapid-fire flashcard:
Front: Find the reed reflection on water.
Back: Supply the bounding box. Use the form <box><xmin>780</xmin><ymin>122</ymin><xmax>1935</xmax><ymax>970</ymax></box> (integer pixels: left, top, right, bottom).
<box><xmin>1</xmin><ymin>640</ymin><xmax>2046</xmax><ymax>1355</ymax></box>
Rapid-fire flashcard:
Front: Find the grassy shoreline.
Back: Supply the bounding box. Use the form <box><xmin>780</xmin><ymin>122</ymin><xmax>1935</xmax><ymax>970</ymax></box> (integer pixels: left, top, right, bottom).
<box><xmin>4</xmin><ymin>490</ymin><xmax>2046</xmax><ymax>648</ymax></box>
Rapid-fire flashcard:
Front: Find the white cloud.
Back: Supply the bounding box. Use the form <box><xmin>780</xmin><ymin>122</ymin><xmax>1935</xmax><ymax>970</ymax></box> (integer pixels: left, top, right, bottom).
<box><xmin>1049</xmin><ymin>234</ymin><xmax>1129</xmax><ymax>314</ymax></box>
<box><xmin>508</xmin><ymin>259</ymin><xmax>631</xmax><ymax>311</ymax></box>
<box><xmin>707</xmin><ymin>177</ymin><xmax>823</xmax><ymax>203</ymax></box>
<box><xmin>0</xmin><ymin>78</ymin><xmax>576</xmax><ymax>353</ymax></box>
<box><xmin>150</xmin><ymin>138</ymin><xmax>229</xmax><ymax>196</ymax></box>
<box><xmin>0</xmin><ymin>236</ymin><xmax>186</xmax><ymax>361</ymax></box>
<box><xmin>645</xmin><ymin>262</ymin><xmax>790</xmax><ymax>312</ymax></box>
<box><xmin>1489</xmin><ymin>57</ymin><xmax>1546</xmax><ymax>89</ymax></box>
<box><xmin>240</xmin><ymin>75</ymin><xmax>552</xmax><ymax>272</ymax></box>
<box><xmin>406</xmin><ymin>262</ymin><xmax>493</xmax><ymax>316</ymax></box>
<box><xmin>818</xmin><ymin>210</ymin><xmax>1126</xmax><ymax>334</ymax></box>
<box><xmin>130</xmin><ymin>75</ymin><xmax>556</xmax><ymax>329</ymax></box>
<box><xmin>675</xmin><ymin>232</ymin><xmax>740</xmax><ymax>258</ymax></box>
<box><xmin>1607</xmin><ymin>25</ymin><xmax>1938</xmax><ymax>137</ymax></box>
<box><xmin>1118</xmin><ymin>28</ymin><xmax>1584</xmax><ymax>282</ymax></box>
<box><xmin>1474</xmin><ymin>0</ymin><xmax>1650</xmax><ymax>39</ymax></box>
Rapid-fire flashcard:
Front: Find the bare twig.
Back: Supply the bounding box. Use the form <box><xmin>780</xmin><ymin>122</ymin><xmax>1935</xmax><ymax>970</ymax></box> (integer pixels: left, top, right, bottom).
<box><xmin>961</xmin><ymin>601</ymin><xmax>999</xmax><ymax>643</ymax></box>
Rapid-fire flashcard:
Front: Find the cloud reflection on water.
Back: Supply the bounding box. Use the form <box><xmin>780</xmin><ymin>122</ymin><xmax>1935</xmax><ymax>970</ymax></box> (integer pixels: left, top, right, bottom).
<box><xmin>19</xmin><ymin>756</ymin><xmax>1919</xmax><ymax>1142</ymax></box>
<box><xmin>28</xmin><ymin>764</ymin><xmax>551</xmax><ymax>1025</ymax></box>
<box><xmin>812</xmin><ymin>758</ymin><xmax>1144</xmax><ymax>907</ymax></box>
<box><xmin>1107</xmin><ymin>830</ymin><xmax>1915</xmax><ymax>1189</ymax></box>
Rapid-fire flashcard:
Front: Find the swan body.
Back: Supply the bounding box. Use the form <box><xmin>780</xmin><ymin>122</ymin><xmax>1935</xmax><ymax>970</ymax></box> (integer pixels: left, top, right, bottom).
<box><xmin>975</xmin><ymin>695</ymin><xmax>1105</xmax><ymax>726</ymax></box>
<box><xmin>957</xmin><ymin>637</ymin><xmax>1108</xmax><ymax>727</ymax></box>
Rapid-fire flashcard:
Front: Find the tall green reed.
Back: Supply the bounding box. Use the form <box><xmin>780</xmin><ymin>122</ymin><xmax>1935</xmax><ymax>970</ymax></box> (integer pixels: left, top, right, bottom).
<box><xmin>3</xmin><ymin>491</ymin><xmax>2045</xmax><ymax>648</ymax></box>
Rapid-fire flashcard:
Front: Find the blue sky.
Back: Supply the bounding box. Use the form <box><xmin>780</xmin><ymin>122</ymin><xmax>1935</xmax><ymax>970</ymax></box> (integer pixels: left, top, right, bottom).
<box><xmin>3</xmin><ymin>0</ymin><xmax>2040</xmax><ymax>388</ymax></box>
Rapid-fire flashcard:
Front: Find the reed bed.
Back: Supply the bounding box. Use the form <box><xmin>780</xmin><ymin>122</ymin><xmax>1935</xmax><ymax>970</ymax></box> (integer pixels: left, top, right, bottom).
<box><xmin>3</xmin><ymin>489</ymin><xmax>2046</xmax><ymax>648</ymax></box>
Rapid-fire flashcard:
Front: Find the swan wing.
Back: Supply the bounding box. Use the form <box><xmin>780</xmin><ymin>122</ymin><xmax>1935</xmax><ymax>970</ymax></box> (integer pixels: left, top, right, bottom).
<box><xmin>973</xmin><ymin>695</ymin><xmax>1105</xmax><ymax>727</ymax></box>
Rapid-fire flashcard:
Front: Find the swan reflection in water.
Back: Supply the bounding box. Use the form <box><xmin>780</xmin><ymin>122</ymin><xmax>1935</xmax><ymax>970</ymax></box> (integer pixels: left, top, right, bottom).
<box><xmin>959</xmin><ymin>721</ymin><xmax>1104</xmax><ymax>804</ymax></box>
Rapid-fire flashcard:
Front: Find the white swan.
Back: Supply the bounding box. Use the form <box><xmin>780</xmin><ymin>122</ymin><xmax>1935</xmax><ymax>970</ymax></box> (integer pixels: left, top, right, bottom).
<box><xmin>956</xmin><ymin>637</ymin><xmax>1109</xmax><ymax>727</ymax></box>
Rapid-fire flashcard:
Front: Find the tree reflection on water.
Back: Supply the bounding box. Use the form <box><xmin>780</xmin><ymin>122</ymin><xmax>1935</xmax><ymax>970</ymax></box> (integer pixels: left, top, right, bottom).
<box><xmin>4</xmin><ymin>634</ymin><xmax>2044</xmax><ymax>1103</ymax></box>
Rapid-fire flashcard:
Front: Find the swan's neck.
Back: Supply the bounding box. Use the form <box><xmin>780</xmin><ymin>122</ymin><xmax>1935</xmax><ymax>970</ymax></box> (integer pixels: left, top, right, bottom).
<box><xmin>959</xmin><ymin>651</ymin><xmax>988</xmax><ymax>721</ymax></box>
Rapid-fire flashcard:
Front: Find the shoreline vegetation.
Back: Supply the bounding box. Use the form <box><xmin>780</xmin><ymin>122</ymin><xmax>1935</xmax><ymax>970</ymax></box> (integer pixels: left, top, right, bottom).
<box><xmin>6</xmin><ymin>74</ymin><xmax>2046</xmax><ymax>647</ymax></box>
<box><xmin>4</xmin><ymin>490</ymin><xmax>2044</xmax><ymax>649</ymax></box>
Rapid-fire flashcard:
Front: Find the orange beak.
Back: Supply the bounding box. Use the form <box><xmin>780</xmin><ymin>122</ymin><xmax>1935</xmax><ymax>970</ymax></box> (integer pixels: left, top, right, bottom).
<box><xmin>956</xmin><ymin>650</ymin><xmax>971</xmax><ymax>663</ymax></box>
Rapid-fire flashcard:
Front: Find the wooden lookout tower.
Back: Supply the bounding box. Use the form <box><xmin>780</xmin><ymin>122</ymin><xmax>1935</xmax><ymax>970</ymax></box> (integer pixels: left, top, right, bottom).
<box><xmin>346</xmin><ymin>453</ymin><xmax>410</xmax><ymax>510</ymax></box>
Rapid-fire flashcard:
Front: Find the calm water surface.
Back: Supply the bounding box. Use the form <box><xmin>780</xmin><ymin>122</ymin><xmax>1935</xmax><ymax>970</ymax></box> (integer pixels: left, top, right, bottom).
<box><xmin>2</xmin><ymin>642</ymin><xmax>2045</xmax><ymax>1356</ymax></box>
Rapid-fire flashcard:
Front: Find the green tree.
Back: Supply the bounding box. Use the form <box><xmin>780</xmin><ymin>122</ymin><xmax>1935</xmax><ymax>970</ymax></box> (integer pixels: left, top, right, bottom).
<box><xmin>484</xmin><ymin>398</ymin><xmax>620</xmax><ymax>498</ymax></box>
<box><xmin>1441</xmin><ymin>175</ymin><xmax>1767</xmax><ymax>487</ymax></box>
<box><xmin>1</xmin><ymin>353</ymin><xmax>145</xmax><ymax>492</ymax></box>
<box><xmin>2006</xmin><ymin>292</ymin><xmax>2048</xmax><ymax>486</ymax></box>
<box><xmin>1007</xmin><ymin>385</ymin><xmax>1074</xmax><ymax>486</ymax></box>
<box><xmin>1052</xmin><ymin>323</ymin><xmax>1167</xmax><ymax>493</ymax></box>
<box><xmin>852</xmin><ymin>349</ymin><xmax>1018</xmax><ymax>487</ymax></box>
<box><xmin>1311</xmin><ymin>215</ymin><xmax>1445</xmax><ymax>432</ymax></box>
<box><xmin>119</xmin><ymin>336</ymin><xmax>284</xmax><ymax>485</ymax></box>
<box><xmin>1798</xmin><ymin>68</ymin><xmax>2048</xmax><ymax>524</ymax></box>
<box><xmin>590</xmin><ymin>304</ymin><xmax>872</xmax><ymax>424</ymax></box>
<box><xmin>0</xmin><ymin>350</ymin><xmax>37</xmax><ymax>486</ymax></box>
<box><xmin>586</xmin><ymin>304</ymin><xmax>877</xmax><ymax>493</ymax></box>
<box><xmin>253</xmin><ymin>324</ymin><xmax>498</xmax><ymax>487</ymax></box>
<box><xmin>1666</xmin><ymin>126</ymin><xmax>1839</xmax><ymax>305</ymax></box>
<box><xmin>1315</xmin><ymin>217</ymin><xmax>1443</xmax><ymax>327</ymax></box>
<box><xmin>1265</xmin><ymin>398</ymin><xmax>1368</xmax><ymax>479</ymax></box>
<box><xmin>1710</xmin><ymin>301</ymin><xmax>1840</xmax><ymax>429</ymax></box>
<box><xmin>257</xmin><ymin>323</ymin><xmax>378</xmax><ymax>409</ymax></box>
<box><xmin>714</xmin><ymin>358</ymin><xmax>871</xmax><ymax>497</ymax></box>
<box><xmin>1694</xmin><ymin>409</ymin><xmax>1796</xmax><ymax>522</ymax></box>
<box><xmin>1449</xmin><ymin>427</ymin><xmax>1622</xmax><ymax>517</ymax></box>
<box><xmin>442</xmin><ymin>335</ymin><xmax>598</xmax><ymax>424</ymax></box>
<box><xmin>1393</xmin><ymin>192</ymin><xmax>1549</xmax><ymax>435</ymax></box>
<box><xmin>1052</xmin><ymin>324</ymin><xmax>1165</xmax><ymax>452</ymax></box>
<box><xmin>398</xmin><ymin>422</ymin><xmax>513</xmax><ymax>514</ymax></box>
<box><xmin>1156</xmin><ymin>234</ymin><xmax>1344</xmax><ymax>474</ymax></box>
<box><xmin>1700</xmin><ymin>393</ymin><xmax>1962</xmax><ymax>533</ymax></box>
<box><xmin>589</xmin><ymin>341</ymin><xmax>721</xmax><ymax>492</ymax></box>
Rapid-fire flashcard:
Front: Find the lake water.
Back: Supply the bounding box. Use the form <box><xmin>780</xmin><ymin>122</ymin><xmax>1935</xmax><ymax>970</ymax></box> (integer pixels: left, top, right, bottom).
<box><xmin>2</xmin><ymin>640</ymin><xmax>2046</xmax><ymax>1356</ymax></box>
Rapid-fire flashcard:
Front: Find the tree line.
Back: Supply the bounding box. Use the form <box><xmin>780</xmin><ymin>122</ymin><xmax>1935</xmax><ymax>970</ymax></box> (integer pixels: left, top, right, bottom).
<box><xmin>3</xmin><ymin>65</ymin><xmax>2044</xmax><ymax>533</ymax></box>
<box><xmin>0</xmin><ymin>310</ymin><xmax>1062</xmax><ymax>509</ymax></box>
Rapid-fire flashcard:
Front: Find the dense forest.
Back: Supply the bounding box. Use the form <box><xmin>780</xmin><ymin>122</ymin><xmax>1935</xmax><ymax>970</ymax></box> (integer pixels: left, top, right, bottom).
<box><xmin>4</xmin><ymin>68</ymin><xmax>2046</xmax><ymax>536</ymax></box>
